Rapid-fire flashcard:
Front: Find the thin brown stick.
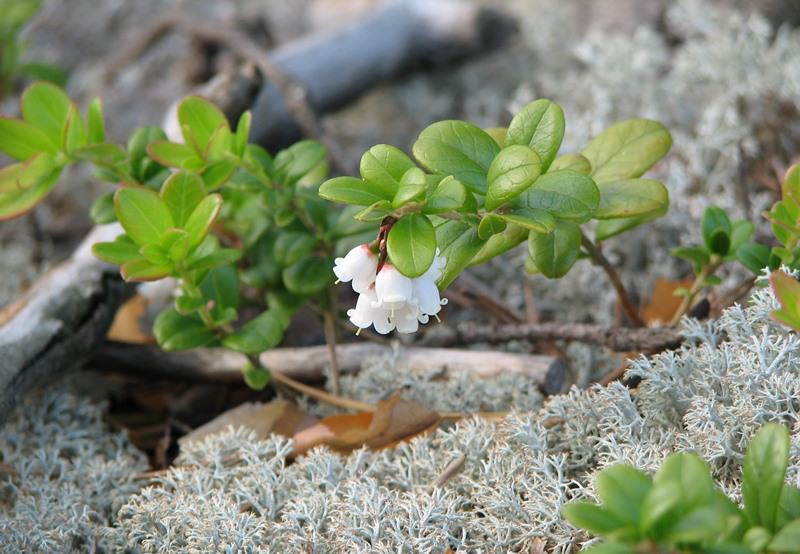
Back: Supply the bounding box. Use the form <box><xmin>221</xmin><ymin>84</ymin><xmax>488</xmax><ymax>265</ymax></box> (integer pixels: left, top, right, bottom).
<box><xmin>322</xmin><ymin>294</ymin><xmax>341</xmax><ymax>395</ymax></box>
<box><xmin>428</xmin><ymin>453</ymin><xmax>467</xmax><ymax>489</ymax></box>
<box><xmin>270</xmin><ymin>368</ymin><xmax>374</xmax><ymax>413</ymax></box>
<box><xmin>581</xmin><ymin>232</ymin><xmax>644</xmax><ymax>327</ymax></box>
<box><xmin>669</xmin><ymin>257</ymin><xmax>721</xmax><ymax>326</ymax></box>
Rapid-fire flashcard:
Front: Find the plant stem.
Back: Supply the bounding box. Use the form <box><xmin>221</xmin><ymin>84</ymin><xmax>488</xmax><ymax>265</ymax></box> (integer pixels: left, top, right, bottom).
<box><xmin>580</xmin><ymin>232</ymin><xmax>644</xmax><ymax>327</ymax></box>
<box><xmin>323</xmin><ymin>286</ymin><xmax>341</xmax><ymax>395</ymax></box>
<box><xmin>668</xmin><ymin>256</ymin><xmax>721</xmax><ymax>326</ymax></box>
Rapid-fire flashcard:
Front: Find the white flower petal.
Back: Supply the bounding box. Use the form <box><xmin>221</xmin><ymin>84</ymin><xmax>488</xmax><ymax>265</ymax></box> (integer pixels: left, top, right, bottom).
<box><xmin>375</xmin><ymin>264</ymin><xmax>413</xmax><ymax>308</ymax></box>
<box><xmin>413</xmin><ymin>275</ymin><xmax>444</xmax><ymax>316</ymax></box>
<box><xmin>333</xmin><ymin>244</ymin><xmax>377</xmax><ymax>284</ymax></box>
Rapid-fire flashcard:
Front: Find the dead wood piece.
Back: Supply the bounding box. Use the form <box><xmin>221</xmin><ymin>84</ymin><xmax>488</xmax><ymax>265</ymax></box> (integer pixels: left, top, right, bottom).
<box><xmin>92</xmin><ymin>341</ymin><xmax>565</xmax><ymax>395</ymax></box>
<box><xmin>422</xmin><ymin>321</ymin><xmax>684</xmax><ymax>353</ymax></box>
<box><xmin>0</xmin><ymin>225</ymin><xmax>133</xmax><ymax>425</ymax></box>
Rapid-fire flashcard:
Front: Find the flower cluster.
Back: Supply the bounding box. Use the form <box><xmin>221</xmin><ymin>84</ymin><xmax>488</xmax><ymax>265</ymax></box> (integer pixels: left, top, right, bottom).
<box><xmin>333</xmin><ymin>244</ymin><xmax>447</xmax><ymax>334</ymax></box>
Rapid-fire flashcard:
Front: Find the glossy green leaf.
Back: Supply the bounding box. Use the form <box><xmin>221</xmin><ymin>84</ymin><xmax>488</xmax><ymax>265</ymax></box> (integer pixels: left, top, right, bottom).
<box><xmin>165</xmin><ymin>230</ymin><xmax>190</xmax><ymax>262</ymax></box>
<box><xmin>551</xmin><ymin>153</ymin><xmax>591</xmax><ymax>174</ymax></box>
<box><xmin>505</xmin><ymin>99</ymin><xmax>565</xmax><ymax>171</ymax></box>
<box><xmin>424</xmin><ymin>175</ymin><xmax>466</xmax><ymax>214</ymax></box>
<box><xmin>128</xmin><ymin>126</ymin><xmax>167</xmax><ymax>181</ymax></box>
<box><xmin>89</xmin><ymin>191</ymin><xmax>116</xmax><ymax>224</ymax></box>
<box><xmin>387</xmin><ymin>213</ymin><xmax>437</xmax><ymax>277</ymax></box>
<box><xmin>86</xmin><ymin>98</ymin><xmax>105</xmax><ymax>144</ymax></box>
<box><xmin>672</xmin><ymin>246</ymin><xmax>710</xmax><ymax>274</ymax></box>
<box><xmin>160</xmin><ymin>171</ymin><xmax>206</xmax><ymax>227</ymax></box>
<box><xmin>484</xmin><ymin>126</ymin><xmax>507</xmax><ymax>147</ymax></box>
<box><xmin>114</xmin><ymin>186</ymin><xmax>174</xmax><ymax>247</ymax></box>
<box><xmin>154</xmin><ymin>308</ymin><xmax>216</xmax><ymax>351</ymax></box>
<box><xmin>521</xmin><ymin>170</ymin><xmax>600</xmax><ymax>222</ymax></box>
<box><xmin>178</xmin><ymin>96</ymin><xmax>229</xmax><ymax>150</ymax></box>
<box><xmin>274</xmin><ymin>231</ymin><xmax>317</xmax><ymax>267</ymax></box>
<box><xmin>91</xmin><ymin>235</ymin><xmax>140</xmax><ymax>265</ymax></box>
<box><xmin>274</xmin><ymin>140</ymin><xmax>327</xmax><ymax>184</ymax></box>
<box><xmin>184</xmin><ymin>194</ymin><xmax>222</xmax><ymax>249</ymax></box>
<box><xmin>282</xmin><ymin>256</ymin><xmax>331</xmax><ymax>295</ymax></box>
<box><xmin>147</xmin><ymin>140</ymin><xmax>204</xmax><ymax>170</ymax></box>
<box><xmin>0</xmin><ymin>116</ymin><xmax>58</xmax><ymax>160</ymax></box>
<box><xmin>779</xmin><ymin>486</ymin><xmax>800</xmax><ymax>528</ymax></box>
<box><xmin>233</xmin><ymin>110</ymin><xmax>252</xmax><ymax>158</ymax></box>
<box><xmin>497</xmin><ymin>208</ymin><xmax>555</xmax><ymax>233</ymax></box>
<box><xmin>120</xmin><ymin>258</ymin><xmax>172</xmax><ymax>282</ymax></box>
<box><xmin>582</xmin><ymin>119</ymin><xmax>672</xmax><ymax>184</ymax></box>
<box><xmin>203</xmin><ymin>124</ymin><xmax>232</xmax><ymax>161</ymax></box>
<box><xmin>242</xmin><ymin>362</ymin><xmax>271</xmax><ymax>390</ymax></box>
<box><xmin>319</xmin><ymin>176</ymin><xmax>388</xmax><ymax>206</ymax></box>
<box><xmin>353</xmin><ymin>199</ymin><xmax>393</xmax><ymax>222</ymax></box>
<box><xmin>484</xmin><ymin>145</ymin><xmax>542</xmax><ymax>211</ymax></box>
<box><xmin>743</xmin><ymin>423</ymin><xmax>790</xmax><ymax>531</ymax></box>
<box><xmin>768</xmin><ymin>518</ymin><xmax>800</xmax><ymax>552</ymax></box>
<box><xmin>223</xmin><ymin>310</ymin><xmax>284</xmax><ymax>354</ymax></box>
<box><xmin>185</xmin><ymin>248</ymin><xmax>241</xmax><ymax>272</ymax></box>
<box><xmin>0</xmin><ymin>167</ymin><xmax>59</xmax><ymax>220</ymax></box>
<box><xmin>562</xmin><ymin>501</ymin><xmax>625</xmax><ymax>535</ymax></box>
<box><xmin>360</xmin><ymin>144</ymin><xmax>415</xmax><ymax>199</ymax></box>
<box><xmin>594</xmin><ymin>179</ymin><xmax>668</xmax><ymax>219</ymax></box>
<box><xmin>702</xmin><ymin>206</ymin><xmax>732</xmax><ymax>255</ymax></box>
<box><xmin>596</xmin><ymin>464</ymin><xmax>652</xmax><ymax>525</ymax></box>
<box><xmin>469</xmin><ymin>224</ymin><xmax>528</xmax><ymax>266</ymax></box>
<box><xmin>437</xmin><ymin>226</ymin><xmax>486</xmax><ymax>288</ymax></box>
<box><xmin>21</xmin><ymin>82</ymin><xmax>71</xmax><ymax>145</ymax></box>
<box><xmin>667</xmin><ymin>506</ymin><xmax>733</xmax><ymax>544</ymax></box>
<box><xmin>477</xmin><ymin>213</ymin><xmax>507</xmax><ymax>240</ymax></box>
<box><xmin>392</xmin><ymin>167</ymin><xmax>427</xmax><ymax>208</ymax></box>
<box><xmin>200</xmin><ymin>265</ymin><xmax>240</xmax><ymax>321</ymax></box>
<box><xmin>528</xmin><ymin>220</ymin><xmax>581</xmax><ymax>278</ymax></box>
<box><xmin>728</xmin><ymin>220</ymin><xmax>754</xmax><ymax>256</ymax></box>
<box><xmin>413</xmin><ymin>120</ymin><xmax>500</xmax><ymax>194</ymax></box>
<box><xmin>72</xmin><ymin>143</ymin><xmax>126</xmax><ymax>167</ymax></box>
<box><xmin>62</xmin><ymin>105</ymin><xmax>86</xmax><ymax>154</ymax></box>
<box><xmin>0</xmin><ymin>152</ymin><xmax>55</xmax><ymax>193</ymax></box>
<box><xmin>202</xmin><ymin>160</ymin><xmax>236</xmax><ymax>190</ymax></box>
<box><xmin>782</xmin><ymin>163</ymin><xmax>800</xmax><ymax>204</ymax></box>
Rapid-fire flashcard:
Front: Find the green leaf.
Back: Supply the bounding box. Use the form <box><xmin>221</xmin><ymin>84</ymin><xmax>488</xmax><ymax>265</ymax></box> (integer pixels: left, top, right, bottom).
<box><xmin>437</xmin><ymin>225</ymin><xmax>486</xmax><ymax>288</ymax></box>
<box><xmin>770</xmin><ymin>518</ymin><xmax>800</xmax><ymax>552</ymax></box>
<box><xmin>353</xmin><ymin>200</ymin><xmax>393</xmax><ymax>222</ymax></box>
<box><xmin>702</xmin><ymin>206</ymin><xmax>732</xmax><ymax>256</ymax></box>
<box><xmin>242</xmin><ymin>362</ymin><xmax>271</xmax><ymax>390</ymax></box>
<box><xmin>667</xmin><ymin>506</ymin><xmax>733</xmax><ymax>544</ymax></box>
<box><xmin>551</xmin><ymin>153</ymin><xmax>592</xmax><ymax>174</ymax></box>
<box><xmin>779</xmin><ymin>486</ymin><xmax>800</xmax><ymax>527</ymax></box>
<box><xmin>0</xmin><ymin>152</ymin><xmax>55</xmax><ymax>193</ymax></box>
<box><xmin>360</xmin><ymin>144</ymin><xmax>415</xmax><ymax>199</ymax></box>
<box><xmin>505</xmin><ymin>99</ymin><xmax>565</xmax><ymax>171</ymax></box>
<box><xmin>91</xmin><ymin>235</ymin><xmax>140</xmax><ymax>265</ymax></box>
<box><xmin>89</xmin><ymin>191</ymin><xmax>116</xmax><ymax>224</ymax></box>
<box><xmin>153</xmin><ymin>308</ymin><xmax>216</xmax><ymax>351</ymax></box>
<box><xmin>424</xmin><ymin>175</ymin><xmax>466</xmax><ymax>214</ymax></box>
<box><xmin>477</xmin><ymin>213</ymin><xmax>507</xmax><ymax>240</ymax></box>
<box><xmin>728</xmin><ymin>220</ymin><xmax>754</xmax><ymax>256</ymax></box>
<box><xmin>223</xmin><ymin>310</ymin><xmax>284</xmax><ymax>354</ymax></box>
<box><xmin>16</xmin><ymin>62</ymin><xmax>68</xmax><ymax>87</ymax></box>
<box><xmin>594</xmin><ymin>179</ymin><xmax>668</xmax><ymax>220</ymax></box>
<box><xmin>596</xmin><ymin>464</ymin><xmax>652</xmax><ymax>525</ymax></box>
<box><xmin>86</xmin><ymin>98</ymin><xmax>105</xmax><ymax>144</ymax></box>
<box><xmin>782</xmin><ymin>163</ymin><xmax>800</xmax><ymax>204</ymax></box>
<box><xmin>200</xmin><ymin>265</ymin><xmax>240</xmax><ymax>322</ymax></box>
<box><xmin>582</xmin><ymin>119</ymin><xmax>672</xmax><ymax>184</ymax></box>
<box><xmin>185</xmin><ymin>248</ymin><xmax>241</xmax><ymax>272</ymax></box>
<box><xmin>164</xmin><ymin>230</ymin><xmax>190</xmax><ymax>262</ymax></box>
<box><xmin>498</xmin><ymin>208</ymin><xmax>555</xmax><ymax>233</ymax></box>
<box><xmin>387</xmin><ymin>213</ymin><xmax>437</xmax><ymax>277</ymax></box>
<box><xmin>274</xmin><ymin>140</ymin><xmax>327</xmax><ymax>184</ymax></box>
<box><xmin>233</xmin><ymin>110</ymin><xmax>251</xmax><ymax>158</ymax></box>
<box><xmin>202</xmin><ymin>160</ymin><xmax>236</xmax><ymax>190</ymax></box>
<box><xmin>413</xmin><ymin>120</ymin><xmax>500</xmax><ymax>195</ymax></box>
<box><xmin>184</xmin><ymin>194</ymin><xmax>222</xmax><ymax>249</ymax></box>
<box><xmin>744</xmin><ymin>527</ymin><xmax>773</xmax><ymax>553</ymax></box>
<box><xmin>595</xmin><ymin>208</ymin><xmax>667</xmax><ymax>243</ymax></box>
<box><xmin>178</xmin><ymin>96</ymin><xmax>229</xmax><ymax>150</ymax></box>
<box><xmin>484</xmin><ymin>127</ymin><xmax>507</xmax><ymax>147</ymax></box>
<box><xmin>120</xmin><ymin>258</ymin><xmax>172</xmax><ymax>282</ymax></box>
<box><xmin>743</xmin><ymin>423</ymin><xmax>790</xmax><ymax>532</ymax></box>
<box><xmin>562</xmin><ymin>501</ymin><xmax>626</xmax><ymax>535</ymax></box>
<box><xmin>62</xmin><ymin>105</ymin><xmax>87</xmax><ymax>154</ymax></box>
<box><xmin>72</xmin><ymin>143</ymin><xmax>126</xmax><ymax>166</ymax></box>
<box><xmin>654</xmin><ymin>453</ymin><xmax>716</xmax><ymax>510</ymax></box>
<box><xmin>520</xmin><ymin>170</ymin><xmax>600</xmax><ymax>223</ymax></box>
<box><xmin>469</xmin><ymin>224</ymin><xmax>529</xmax><ymax>266</ymax></box>
<box><xmin>114</xmin><ymin>186</ymin><xmax>174</xmax><ymax>247</ymax></box>
<box><xmin>282</xmin><ymin>256</ymin><xmax>331</xmax><ymax>295</ymax></box>
<box><xmin>640</xmin><ymin>480</ymin><xmax>684</xmax><ymax>536</ymax></box>
<box><xmin>672</xmin><ymin>246</ymin><xmax>711</xmax><ymax>274</ymax></box>
<box><xmin>0</xmin><ymin>116</ymin><xmax>58</xmax><ymax>160</ymax></box>
<box><xmin>147</xmin><ymin>140</ymin><xmax>204</xmax><ymax>170</ymax></box>
<box><xmin>128</xmin><ymin>126</ymin><xmax>167</xmax><ymax>181</ymax></box>
<box><xmin>528</xmin><ymin>220</ymin><xmax>581</xmax><ymax>278</ymax></box>
<box><xmin>203</xmin><ymin>124</ymin><xmax>232</xmax><ymax>161</ymax></box>
<box><xmin>484</xmin><ymin>145</ymin><xmax>542</xmax><ymax>211</ymax></box>
<box><xmin>21</xmin><ymin>82</ymin><xmax>71</xmax><ymax>145</ymax></box>
<box><xmin>319</xmin><ymin>176</ymin><xmax>388</xmax><ymax>206</ymax></box>
<box><xmin>274</xmin><ymin>231</ymin><xmax>317</xmax><ymax>267</ymax></box>
<box><xmin>0</xmin><ymin>170</ymin><xmax>59</xmax><ymax>220</ymax></box>
<box><xmin>392</xmin><ymin>167</ymin><xmax>427</xmax><ymax>208</ymax></box>
<box><xmin>160</xmin><ymin>171</ymin><xmax>206</xmax><ymax>227</ymax></box>
<box><xmin>582</xmin><ymin>544</ymin><xmax>634</xmax><ymax>554</ymax></box>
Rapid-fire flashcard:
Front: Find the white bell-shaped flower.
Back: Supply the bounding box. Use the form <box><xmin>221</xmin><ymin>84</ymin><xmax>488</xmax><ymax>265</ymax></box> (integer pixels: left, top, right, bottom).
<box><xmin>412</xmin><ymin>274</ymin><xmax>447</xmax><ymax>316</ymax></box>
<box><xmin>425</xmin><ymin>250</ymin><xmax>445</xmax><ymax>282</ymax></box>
<box><xmin>347</xmin><ymin>285</ymin><xmax>393</xmax><ymax>334</ymax></box>
<box><xmin>393</xmin><ymin>303</ymin><xmax>421</xmax><ymax>334</ymax></box>
<box><xmin>374</xmin><ymin>264</ymin><xmax>413</xmax><ymax>309</ymax></box>
<box><xmin>333</xmin><ymin>244</ymin><xmax>377</xmax><ymax>293</ymax></box>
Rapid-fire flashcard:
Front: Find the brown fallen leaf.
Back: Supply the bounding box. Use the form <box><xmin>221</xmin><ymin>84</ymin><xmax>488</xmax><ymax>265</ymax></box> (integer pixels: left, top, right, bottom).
<box><xmin>293</xmin><ymin>393</ymin><xmax>441</xmax><ymax>456</ymax></box>
<box><xmin>178</xmin><ymin>399</ymin><xmax>318</xmax><ymax>448</ymax></box>
<box><xmin>107</xmin><ymin>294</ymin><xmax>153</xmax><ymax>344</ymax></box>
<box><xmin>642</xmin><ymin>278</ymin><xmax>694</xmax><ymax>326</ymax></box>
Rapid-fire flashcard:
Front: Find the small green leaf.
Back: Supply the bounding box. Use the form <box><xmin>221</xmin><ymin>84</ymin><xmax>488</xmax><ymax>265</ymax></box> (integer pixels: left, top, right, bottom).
<box><xmin>505</xmin><ymin>99</ymin><xmax>565</xmax><ymax>171</ymax></box>
<box><xmin>528</xmin><ymin>220</ymin><xmax>581</xmax><ymax>278</ymax></box>
<box><xmin>0</xmin><ymin>117</ymin><xmax>58</xmax><ymax>160</ymax></box>
<box><xmin>203</xmin><ymin>124</ymin><xmax>232</xmax><ymax>161</ymax></box>
<box><xmin>223</xmin><ymin>310</ymin><xmax>284</xmax><ymax>354</ymax></box>
<box><xmin>120</xmin><ymin>258</ymin><xmax>172</xmax><ymax>282</ymax></box>
<box><xmin>242</xmin><ymin>361</ymin><xmax>271</xmax><ymax>390</ymax></box>
<box><xmin>484</xmin><ymin>145</ymin><xmax>542</xmax><ymax>211</ymax></box>
<box><xmin>114</xmin><ymin>186</ymin><xmax>174</xmax><ymax>247</ymax></box>
<box><xmin>582</xmin><ymin>119</ymin><xmax>672</xmax><ymax>184</ymax></box>
<box><xmin>702</xmin><ymin>206</ymin><xmax>732</xmax><ymax>255</ymax></box>
<box><xmin>178</xmin><ymin>96</ymin><xmax>229</xmax><ymax>150</ymax></box>
<box><xmin>62</xmin><ymin>105</ymin><xmax>87</xmax><ymax>154</ymax></box>
<box><xmin>282</xmin><ymin>256</ymin><xmax>331</xmax><ymax>295</ymax></box>
<box><xmin>200</xmin><ymin>265</ymin><xmax>240</xmax><ymax>322</ymax></box>
<box><xmin>484</xmin><ymin>127</ymin><xmax>507</xmax><ymax>147</ymax></box>
<box><xmin>477</xmin><ymin>213</ymin><xmax>507</xmax><ymax>240</ymax></box>
<box><xmin>154</xmin><ymin>308</ymin><xmax>217</xmax><ymax>351</ymax></box>
<box><xmin>233</xmin><ymin>111</ymin><xmax>252</xmax><ymax>157</ymax></box>
<box><xmin>392</xmin><ymin>167</ymin><xmax>427</xmax><ymax>208</ymax></box>
<box><xmin>202</xmin><ymin>160</ymin><xmax>236</xmax><ymax>190</ymax></box>
<box><xmin>92</xmin><ymin>235</ymin><xmax>140</xmax><ymax>265</ymax></box>
<box><xmin>89</xmin><ymin>192</ymin><xmax>116</xmax><ymax>224</ymax></box>
<box><xmin>17</xmin><ymin>62</ymin><xmax>67</xmax><ymax>87</ymax></box>
<box><xmin>424</xmin><ymin>175</ymin><xmax>466</xmax><ymax>214</ymax></box>
<box><xmin>72</xmin><ymin>143</ymin><xmax>126</xmax><ymax>167</ymax></box>
<box><xmin>21</xmin><ymin>82</ymin><xmax>71</xmax><ymax>145</ymax></box>
<box><xmin>469</xmin><ymin>224</ymin><xmax>529</xmax><ymax>266</ymax></box>
<box><xmin>274</xmin><ymin>140</ymin><xmax>327</xmax><ymax>184</ymax></box>
<box><xmin>437</xmin><ymin>225</ymin><xmax>486</xmax><ymax>288</ymax></box>
<box><xmin>274</xmin><ymin>231</ymin><xmax>317</xmax><ymax>267</ymax></box>
<box><xmin>782</xmin><ymin>163</ymin><xmax>800</xmax><ymax>204</ymax></box>
<box><xmin>387</xmin><ymin>213</ymin><xmax>437</xmax><ymax>277</ymax></box>
<box><xmin>413</xmin><ymin>120</ymin><xmax>500</xmax><ymax>195</ymax></box>
<box><xmin>360</xmin><ymin>144</ymin><xmax>416</xmax><ymax>199</ymax></box>
<box><xmin>0</xmin><ymin>169</ymin><xmax>59</xmax><ymax>220</ymax></box>
<box><xmin>319</xmin><ymin>176</ymin><xmax>388</xmax><ymax>206</ymax></box>
<box><xmin>596</xmin><ymin>464</ymin><xmax>652</xmax><ymax>525</ymax></box>
<box><xmin>672</xmin><ymin>246</ymin><xmax>711</xmax><ymax>274</ymax></box>
<box><xmin>728</xmin><ymin>220</ymin><xmax>754</xmax><ymax>256</ymax></box>
<box><xmin>594</xmin><ymin>179</ymin><xmax>668</xmax><ymax>220</ymax></box>
<box><xmin>744</xmin><ymin>527</ymin><xmax>773</xmax><ymax>553</ymax></box>
<box><xmin>562</xmin><ymin>501</ymin><xmax>626</xmax><ymax>535</ymax></box>
<box><xmin>353</xmin><ymin>200</ymin><xmax>393</xmax><ymax>222</ymax></box>
<box><xmin>667</xmin><ymin>506</ymin><xmax>733</xmax><ymax>544</ymax></box>
<box><xmin>160</xmin><ymin>171</ymin><xmax>206</xmax><ymax>227</ymax></box>
<box><xmin>86</xmin><ymin>98</ymin><xmax>105</xmax><ymax>144</ymax></box>
<box><xmin>520</xmin><ymin>170</ymin><xmax>600</xmax><ymax>222</ymax></box>
<box><xmin>779</xmin><ymin>486</ymin><xmax>800</xmax><ymax>527</ymax></box>
<box><xmin>185</xmin><ymin>248</ymin><xmax>241</xmax><ymax>272</ymax></box>
<box><xmin>771</xmin><ymin>518</ymin><xmax>800</xmax><ymax>552</ymax></box>
<box><xmin>497</xmin><ymin>208</ymin><xmax>555</xmax><ymax>233</ymax></box>
<box><xmin>165</xmin><ymin>231</ymin><xmax>190</xmax><ymax>262</ymax></box>
<box><xmin>551</xmin><ymin>153</ymin><xmax>591</xmax><ymax>174</ymax></box>
<box><xmin>743</xmin><ymin>423</ymin><xmax>790</xmax><ymax>532</ymax></box>
<box><xmin>184</xmin><ymin>194</ymin><xmax>222</xmax><ymax>249</ymax></box>
<box><xmin>147</xmin><ymin>140</ymin><xmax>205</xmax><ymax>170</ymax></box>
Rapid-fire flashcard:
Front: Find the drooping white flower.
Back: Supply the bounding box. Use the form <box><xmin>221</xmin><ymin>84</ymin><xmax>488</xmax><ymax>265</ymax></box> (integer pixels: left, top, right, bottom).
<box><xmin>347</xmin><ymin>285</ymin><xmax>393</xmax><ymax>334</ymax></box>
<box><xmin>424</xmin><ymin>249</ymin><xmax>445</xmax><ymax>282</ymax></box>
<box><xmin>374</xmin><ymin>264</ymin><xmax>413</xmax><ymax>309</ymax></box>
<box><xmin>412</xmin><ymin>274</ymin><xmax>447</xmax><ymax>317</ymax></box>
<box><xmin>392</xmin><ymin>302</ymin><xmax>421</xmax><ymax>334</ymax></box>
<box><xmin>333</xmin><ymin>244</ymin><xmax>378</xmax><ymax>293</ymax></box>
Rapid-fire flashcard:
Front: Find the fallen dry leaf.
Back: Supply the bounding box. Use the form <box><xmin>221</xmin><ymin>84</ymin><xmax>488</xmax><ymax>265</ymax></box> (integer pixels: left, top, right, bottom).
<box><xmin>642</xmin><ymin>278</ymin><xmax>694</xmax><ymax>326</ymax></box>
<box><xmin>178</xmin><ymin>399</ymin><xmax>318</xmax><ymax>448</ymax></box>
<box><xmin>293</xmin><ymin>393</ymin><xmax>441</xmax><ymax>455</ymax></box>
<box><xmin>107</xmin><ymin>294</ymin><xmax>153</xmax><ymax>344</ymax></box>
